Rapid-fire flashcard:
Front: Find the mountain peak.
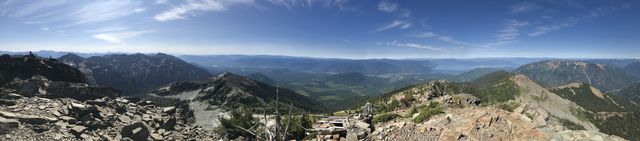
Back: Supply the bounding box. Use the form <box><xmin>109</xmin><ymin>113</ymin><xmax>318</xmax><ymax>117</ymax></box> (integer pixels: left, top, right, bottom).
<box><xmin>215</xmin><ymin>72</ymin><xmax>238</xmax><ymax>80</ymax></box>
<box><xmin>153</xmin><ymin>71</ymin><xmax>322</xmax><ymax>112</ymax></box>
<box><xmin>59</xmin><ymin>53</ymin><xmax>84</xmax><ymax>60</ymax></box>
<box><xmin>218</xmin><ymin>72</ymin><xmax>234</xmax><ymax>77</ymax></box>
<box><xmin>63</xmin><ymin>53</ymin><xmax>212</xmax><ymax>95</ymax></box>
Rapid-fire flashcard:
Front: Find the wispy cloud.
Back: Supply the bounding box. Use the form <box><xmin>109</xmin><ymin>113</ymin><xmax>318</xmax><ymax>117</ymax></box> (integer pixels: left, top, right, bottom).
<box><xmin>154</xmin><ymin>0</ymin><xmax>256</xmax><ymax>22</ymax></box>
<box><xmin>509</xmin><ymin>2</ymin><xmax>541</xmax><ymax>14</ymax></box>
<box><xmin>378</xmin><ymin>1</ymin><xmax>397</xmax><ymax>13</ymax></box>
<box><xmin>416</xmin><ymin>32</ymin><xmax>480</xmax><ymax>47</ymax></box>
<box><xmin>378</xmin><ymin>41</ymin><xmax>446</xmax><ymax>52</ymax></box>
<box><xmin>372</xmin><ymin>1</ymin><xmax>413</xmax><ymax>33</ymax></box>
<box><xmin>399</xmin><ymin>9</ymin><xmax>411</xmax><ymax>18</ymax></box>
<box><xmin>373</xmin><ymin>20</ymin><xmax>411</xmax><ymax>33</ymax></box>
<box><xmin>490</xmin><ymin>19</ymin><xmax>529</xmax><ymax>46</ymax></box>
<box><xmin>0</xmin><ymin>0</ymin><xmax>152</xmax><ymax>43</ymax></box>
<box><xmin>84</xmin><ymin>26</ymin><xmax>131</xmax><ymax>33</ymax></box>
<box><xmin>416</xmin><ymin>20</ymin><xmax>529</xmax><ymax>48</ymax></box>
<box><xmin>267</xmin><ymin>0</ymin><xmax>352</xmax><ymax>10</ymax></box>
<box><xmin>326</xmin><ymin>0</ymin><xmax>351</xmax><ymax>10</ymax></box>
<box><xmin>6</xmin><ymin>0</ymin><xmax>67</xmax><ymax>18</ymax></box>
<box><xmin>529</xmin><ymin>5</ymin><xmax>626</xmax><ymax>37</ymax></box>
<box><xmin>72</xmin><ymin>0</ymin><xmax>143</xmax><ymax>25</ymax></box>
<box><xmin>133</xmin><ymin>8</ymin><xmax>146</xmax><ymax>13</ymax></box>
<box><xmin>1</xmin><ymin>0</ymin><xmax>143</xmax><ymax>25</ymax></box>
<box><xmin>92</xmin><ymin>30</ymin><xmax>153</xmax><ymax>44</ymax></box>
<box><xmin>268</xmin><ymin>0</ymin><xmax>297</xmax><ymax>10</ymax></box>
<box><xmin>529</xmin><ymin>19</ymin><xmax>577</xmax><ymax>37</ymax></box>
<box><xmin>155</xmin><ymin>0</ymin><xmax>227</xmax><ymax>22</ymax></box>
<box><xmin>155</xmin><ymin>0</ymin><xmax>169</xmax><ymax>4</ymax></box>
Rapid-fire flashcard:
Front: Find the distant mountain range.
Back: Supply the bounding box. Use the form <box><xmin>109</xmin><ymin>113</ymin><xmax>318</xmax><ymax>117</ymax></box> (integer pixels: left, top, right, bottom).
<box><xmin>58</xmin><ymin>53</ymin><xmax>212</xmax><ymax>95</ymax></box>
<box><xmin>617</xmin><ymin>83</ymin><xmax>640</xmax><ymax>102</ymax></box>
<box><xmin>624</xmin><ymin>61</ymin><xmax>640</xmax><ymax>76</ymax></box>
<box><xmin>180</xmin><ymin>55</ymin><xmax>437</xmax><ymax>75</ymax></box>
<box><xmin>3</xmin><ymin>50</ymin><xmax>638</xmax><ymax>75</ymax></box>
<box><xmin>0</xmin><ymin>50</ymin><xmax>121</xmax><ymax>58</ymax></box>
<box><xmin>514</xmin><ymin>60</ymin><xmax>638</xmax><ymax>92</ymax></box>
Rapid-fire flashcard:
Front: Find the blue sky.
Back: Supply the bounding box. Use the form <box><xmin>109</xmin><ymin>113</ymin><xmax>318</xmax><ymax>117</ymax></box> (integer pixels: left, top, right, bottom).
<box><xmin>0</xmin><ymin>0</ymin><xmax>637</xmax><ymax>59</ymax></box>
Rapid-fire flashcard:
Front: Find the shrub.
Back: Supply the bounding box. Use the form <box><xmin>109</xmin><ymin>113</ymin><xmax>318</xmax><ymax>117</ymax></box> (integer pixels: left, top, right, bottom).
<box><xmin>406</xmin><ymin>106</ymin><xmax>419</xmax><ymax>117</ymax></box>
<box><xmin>373</xmin><ymin>113</ymin><xmax>401</xmax><ymax>124</ymax></box>
<box><xmin>286</xmin><ymin>115</ymin><xmax>314</xmax><ymax>140</ymax></box>
<box><xmin>464</xmin><ymin>72</ymin><xmax>520</xmax><ymax>104</ymax></box>
<box><xmin>407</xmin><ymin>102</ymin><xmax>439</xmax><ymax>117</ymax></box>
<box><xmin>558</xmin><ymin>118</ymin><xmax>584</xmax><ymax>130</ymax></box>
<box><xmin>216</xmin><ymin>109</ymin><xmax>256</xmax><ymax>140</ymax></box>
<box><xmin>376</xmin><ymin>99</ymin><xmax>400</xmax><ymax>113</ymax></box>
<box><xmin>498</xmin><ymin>101</ymin><xmax>520</xmax><ymax>112</ymax></box>
<box><xmin>525</xmin><ymin>112</ymin><xmax>535</xmax><ymax>120</ymax></box>
<box><xmin>412</xmin><ymin>103</ymin><xmax>444</xmax><ymax>123</ymax></box>
<box><xmin>551</xmin><ymin>85</ymin><xmax>623</xmax><ymax>112</ymax></box>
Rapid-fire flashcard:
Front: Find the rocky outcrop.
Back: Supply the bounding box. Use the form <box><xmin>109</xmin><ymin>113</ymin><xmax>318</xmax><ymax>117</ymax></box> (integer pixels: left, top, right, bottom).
<box><xmin>371</xmin><ymin>107</ymin><xmax>549</xmax><ymax>140</ymax></box>
<box><xmin>0</xmin><ymin>79</ymin><xmax>218</xmax><ymax>140</ymax></box>
<box><xmin>0</xmin><ymin>54</ymin><xmax>86</xmax><ymax>86</ymax></box>
<box><xmin>121</xmin><ymin>122</ymin><xmax>150</xmax><ymax>141</ymax></box>
<box><xmin>362</xmin><ymin>79</ymin><xmax>627</xmax><ymax>141</ymax></box>
<box><xmin>0</xmin><ymin>117</ymin><xmax>19</xmax><ymax>133</ymax></box>
<box><xmin>510</xmin><ymin>74</ymin><xmax>599</xmax><ymax>131</ymax></box>
<box><xmin>370</xmin><ymin>107</ymin><xmax>627</xmax><ymax>141</ymax></box>
<box><xmin>551</xmin><ymin>130</ymin><xmax>627</xmax><ymax>141</ymax></box>
<box><xmin>2</xmin><ymin>76</ymin><xmax>119</xmax><ymax>101</ymax></box>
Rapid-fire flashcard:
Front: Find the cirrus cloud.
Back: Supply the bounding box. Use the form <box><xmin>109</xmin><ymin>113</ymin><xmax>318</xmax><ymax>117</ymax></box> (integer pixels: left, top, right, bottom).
<box><xmin>378</xmin><ymin>1</ymin><xmax>397</xmax><ymax>13</ymax></box>
<box><xmin>154</xmin><ymin>0</ymin><xmax>256</xmax><ymax>22</ymax></box>
<box><xmin>373</xmin><ymin>20</ymin><xmax>411</xmax><ymax>33</ymax></box>
<box><xmin>509</xmin><ymin>2</ymin><xmax>541</xmax><ymax>14</ymax></box>
<box><xmin>92</xmin><ymin>30</ymin><xmax>153</xmax><ymax>44</ymax></box>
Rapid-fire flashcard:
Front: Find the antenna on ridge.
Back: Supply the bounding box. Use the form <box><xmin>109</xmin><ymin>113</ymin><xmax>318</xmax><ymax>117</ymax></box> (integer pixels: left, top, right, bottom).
<box><xmin>274</xmin><ymin>81</ymin><xmax>282</xmax><ymax>141</ymax></box>
<box><xmin>275</xmin><ymin>81</ymin><xmax>280</xmax><ymax>112</ymax></box>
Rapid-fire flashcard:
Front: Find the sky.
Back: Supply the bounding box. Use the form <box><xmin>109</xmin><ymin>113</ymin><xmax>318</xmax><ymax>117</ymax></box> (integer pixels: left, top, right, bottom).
<box><xmin>0</xmin><ymin>0</ymin><xmax>638</xmax><ymax>59</ymax></box>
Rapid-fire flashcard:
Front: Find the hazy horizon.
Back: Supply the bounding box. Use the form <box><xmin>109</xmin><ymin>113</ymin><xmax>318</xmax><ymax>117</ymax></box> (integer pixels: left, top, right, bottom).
<box><xmin>2</xmin><ymin>49</ymin><xmax>639</xmax><ymax>60</ymax></box>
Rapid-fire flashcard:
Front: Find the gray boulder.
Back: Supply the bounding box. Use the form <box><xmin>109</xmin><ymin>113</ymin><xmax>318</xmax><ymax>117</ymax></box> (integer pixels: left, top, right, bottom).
<box><xmin>0</xmin><ymin>117</ymin><xmax>19</xmax><ymax>133</ymax></box>
<box><xmin>121</xmin><ymin>122</ymin><xmax>150</xmax><ymax>141</ymax></box>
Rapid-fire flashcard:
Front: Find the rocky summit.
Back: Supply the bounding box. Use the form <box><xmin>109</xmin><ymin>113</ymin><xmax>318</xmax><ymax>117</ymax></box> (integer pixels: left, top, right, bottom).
<box><xmin>0</xmin><ymin>53</ymin><xmax>86</xmax><ymax>86</ymax></box>
<box><xmin>371</xmin><ymin>107</ymin><xmax>627</xmax><ymax>141</ymax></box>
<box><xmin>0</xmin><ymin>76</ymin><xmax>218</xmax><ymax>141</ymax></box>
<box><xmin>356</xmin><ymin>79</ymin><xmax>628</xmax><ymax>141</ymax></box>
